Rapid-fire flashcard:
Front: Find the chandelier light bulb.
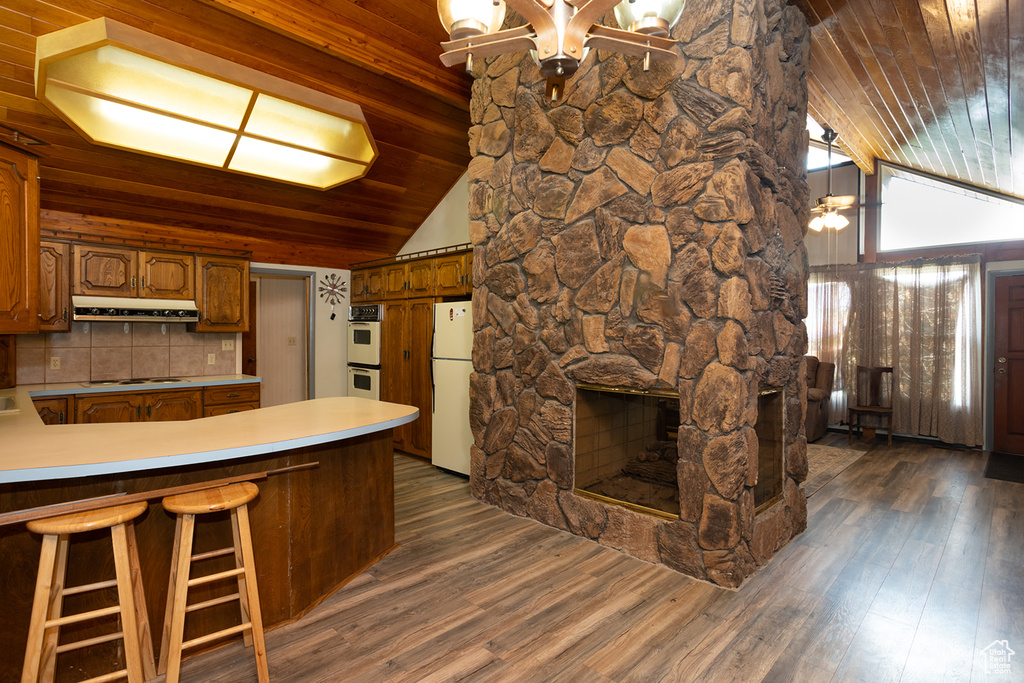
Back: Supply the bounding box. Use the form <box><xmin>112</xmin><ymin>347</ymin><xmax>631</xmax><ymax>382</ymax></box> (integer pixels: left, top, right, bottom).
<box><xmin>613</xmin><ymin>0</ymin><xmax>686</xmax><ymax>36</ymax></box>
<box><xmin>438</xmin><ymin>0</ymin><xmax>506</xmax><ymax>40</ymax></box>
<box><xmin>809</xmin><ymin>215</ymin><xmax>825</xmax><ymax>232</ymax></box>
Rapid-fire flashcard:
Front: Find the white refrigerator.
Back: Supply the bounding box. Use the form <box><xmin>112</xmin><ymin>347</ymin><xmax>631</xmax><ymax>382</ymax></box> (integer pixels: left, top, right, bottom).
<box><xmin>432</xmin><ymin>303</ymin><xmax>473</xmax><ymax>475</ymax></box>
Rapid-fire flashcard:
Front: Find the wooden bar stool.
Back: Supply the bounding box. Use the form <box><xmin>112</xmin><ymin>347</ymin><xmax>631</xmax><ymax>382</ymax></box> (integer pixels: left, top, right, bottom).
<box><xmin>159</xmin><ymin>482</ymin><xmax>268</xmax><ymax>683</ymax></box>
<box><xmin>22</xmin><ymin>500</ymin><xmax>155</xmax><ymax>683</ymax></box>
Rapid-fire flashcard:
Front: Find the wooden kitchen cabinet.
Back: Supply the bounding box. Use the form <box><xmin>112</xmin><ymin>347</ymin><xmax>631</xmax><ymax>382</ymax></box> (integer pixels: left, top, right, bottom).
<box><xmin>76</xmin><ymin>392</ymin><xmax>142</xmax><ymax>423</ymax></box>
<box><xmin>72</xmin><ymin>244</ymin><xmax>137</xmax><ymax>297</ymax></box>
<box><xmin>76</xmin><ymin>388</ymin><xmax>202</xmax><ymax>423</ymax></box>
<box><xmin>139</xmin><ymin>251</ymin><xmax>194</xmax><ymax>299</ymax></box>
<box><xmin>383</xmin><ymin>262</ymin><xmax>407</xmax><ymax>299</ymax></box>
<box><xmin>195</xmin><ymin>255</ymin><xmax>249</xmax><ymax>332</ymax></box>
<box><xmin>203</xmin><ymin>382</ymin><xmax>260</xmax><ymax>416</ymax></box>
<box><xmin>382</xmin><ymin>260</ymin><xmax>435</xmax><ymax>300</ymax></box>
<box><xmin>381</xmin><ymin>297</ymin><xmax>433</xmax><ymax>457</ymax></box>
<box><xmin>351</xmin><ymin>267</ymin><xmax>384</xmax><ymax>303</ymax></box>
<box><xmin>73</xmin><ymin>244</ymin><xmax>193</xmax><ymax>299</ymax></box>
<box><xmin>33</xmin><ymin>396</ymin><xmax>72</xmax><ymax>425</ymax></box>
<box><xmin>39</xmin><ymin>240</ymin><xmax>70</xmax><ymax>331</ymax></box>
<box><xmin>434</xmin><ymin>252</ymin><xmax>472</xmax><ymax>297</ymax></box>
<box><xmin>145</xmin><ymin>389</ymin><xmax>201</xmax><ymax>421</ymax></box>
<box><xmin>0</xmin><ymin>144</ymin><xmax>40</xmax><ymax>334</ymax></box>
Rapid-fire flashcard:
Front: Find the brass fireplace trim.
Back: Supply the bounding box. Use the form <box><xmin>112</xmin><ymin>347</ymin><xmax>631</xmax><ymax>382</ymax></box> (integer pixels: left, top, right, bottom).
<box><xmin>576</xmin><ymin>383</ymin><xmax>679</xmax><ymax>399</ymax></box>
<box><xmin>574</xmin><ymin>488</ymin><xmax>680</xmax><ymax>521</ymax></box>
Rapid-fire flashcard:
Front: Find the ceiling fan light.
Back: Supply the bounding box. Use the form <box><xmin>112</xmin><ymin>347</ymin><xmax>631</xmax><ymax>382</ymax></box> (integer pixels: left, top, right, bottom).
<box><xmin>437</xmin><ymin>0</ymin><xmax>506</xmax><ymax>39</ymax></box>
<box><xmin>823</xmin><ymin>211</ymin><xmax>849</xmax><ymax>230</ymax></box>
<box><xmin>613</xmin><ymin>0</ymin><xmax>686</xmax><ymax>36</ymax></box>
<box><xmin>809</xmin><ymin>215</ymin><xmax>825</xmax><ymax>232</ymax></box>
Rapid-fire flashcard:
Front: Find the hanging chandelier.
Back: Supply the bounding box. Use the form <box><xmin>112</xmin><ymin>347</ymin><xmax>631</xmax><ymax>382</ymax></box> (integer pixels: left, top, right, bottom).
<box><xmin>436</xmin><ymin>0</ymin><xmax>685</xmax><ymax>101</ymax></box>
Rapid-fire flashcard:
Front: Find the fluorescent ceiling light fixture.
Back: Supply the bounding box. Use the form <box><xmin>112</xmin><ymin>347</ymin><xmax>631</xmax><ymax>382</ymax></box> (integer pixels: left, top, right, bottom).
<box><xmin>35</xmin><ymin>18</ymin><xmax>377</xmax><ymax>190</ymax></box>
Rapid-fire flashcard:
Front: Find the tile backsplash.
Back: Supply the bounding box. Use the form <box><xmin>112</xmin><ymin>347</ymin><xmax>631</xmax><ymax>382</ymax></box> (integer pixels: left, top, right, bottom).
<box><xmin>16</xmin><ymin>322</ymin><xmax>237</xmax><ymax>384</ymax></box>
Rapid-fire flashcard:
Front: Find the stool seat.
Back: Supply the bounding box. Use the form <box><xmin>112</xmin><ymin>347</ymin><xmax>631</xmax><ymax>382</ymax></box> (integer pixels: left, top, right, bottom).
<box><xmin>27</xmin><ymin>501</ymin><xmax>148</xmax><ymax>536</ymax></box>
<box><xmin>162</xmin><ymin>482</ymin><xmax>257</xmax><ymax>515</ymax></box>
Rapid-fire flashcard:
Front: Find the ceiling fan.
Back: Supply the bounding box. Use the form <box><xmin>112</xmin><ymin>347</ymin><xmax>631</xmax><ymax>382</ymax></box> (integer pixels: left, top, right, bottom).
<box><xmin>809</xmin><ymin>128</ymin><xmax>856</xmax><ymax>231</ymax></box>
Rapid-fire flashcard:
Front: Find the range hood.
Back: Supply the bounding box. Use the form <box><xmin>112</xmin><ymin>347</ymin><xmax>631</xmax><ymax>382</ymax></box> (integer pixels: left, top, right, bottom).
<box><xmin>73</xmin><ymin>296</ymin><xmax>200</xmax><ymax>323</ymax></box>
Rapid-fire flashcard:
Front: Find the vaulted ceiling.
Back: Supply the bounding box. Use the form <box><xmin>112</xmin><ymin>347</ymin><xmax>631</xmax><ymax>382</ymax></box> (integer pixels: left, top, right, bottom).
<box><xmin>1</xmin><ymin>0</ymin><xmax>1020</xmax><ymax>269</ymax></box>
<box><xmin>797</xmin><ymin>0</ymin><xmax>1023</xmax><ymax>200</ymax></box>
<box><xmin>1</xmin><ymin>0</ymin><xmax>471</xmax><ymax>265</ymax></box>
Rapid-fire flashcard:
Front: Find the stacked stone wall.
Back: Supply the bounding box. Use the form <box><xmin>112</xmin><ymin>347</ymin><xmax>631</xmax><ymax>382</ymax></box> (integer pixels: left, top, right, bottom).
<box><xmin>467</xmin><ymin>0</ymin><xmax>812</xmax><ymax>587</ymax></box>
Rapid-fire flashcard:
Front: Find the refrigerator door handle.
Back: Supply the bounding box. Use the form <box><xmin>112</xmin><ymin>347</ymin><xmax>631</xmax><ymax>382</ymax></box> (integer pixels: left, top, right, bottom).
<box><xmin>431</xmin><ymin>358</ymin><xmax>435</xmax><ymax>413</ymax></box>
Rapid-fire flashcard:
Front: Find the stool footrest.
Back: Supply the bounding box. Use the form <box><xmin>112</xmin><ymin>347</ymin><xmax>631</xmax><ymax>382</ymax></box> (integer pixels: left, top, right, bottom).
<box><xmin>82</xmin><ymin>668</ymin><xmax>129</xmax><ymax>683</ymax></box>
<box><xmin>56</xmin><ymin>630</ymin><xmax>125</xmax><ymax>654</ymax></box>
<box><xmin>45</xmin><ymin>604</ymin><xmax>120</xmax><ymax>628</ymax></box>
<box><xmin>191</xmin><ymin>546</ymin><xmax>235</xmax><ymax>562</ymax></box>
<box><xmin>183</xmin><ymin>622</ymin><xmax>251</xmax><ymax>651</ymax></box>
<box><xmin>186</xmin><ymin>592</ymin><xmax>241</xmax><ymax>614</ymax></box>
<box><xmin>187</xmin><ymin>566</ymin><xmax>245</xmax><ymax>587</ymax></box>
<box><xmin>63</xmin><ymin>578</ymin><xmax>119</xmax><ymax>596</ymax></box>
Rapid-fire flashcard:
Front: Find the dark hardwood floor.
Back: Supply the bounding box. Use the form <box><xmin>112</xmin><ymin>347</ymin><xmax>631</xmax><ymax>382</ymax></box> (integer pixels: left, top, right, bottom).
<box><xmin>183</xmin><ymin>435</ymin><xmax>1024</xmax><ymax>682</ymax></box>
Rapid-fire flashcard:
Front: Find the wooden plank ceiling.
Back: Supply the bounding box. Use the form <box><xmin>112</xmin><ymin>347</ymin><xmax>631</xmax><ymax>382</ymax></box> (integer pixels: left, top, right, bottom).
<box><xmin>1</xmin><ymin>0</ymin><xmax>1020</xmax><ymax>267</ymax></box>
<box><xmin>0</xmin><ymin>0</ymin><xmax>471</xmax><ymax>266</ymax></box>
<box><xmin>796</xmin><ymin>0</ymin><xmax>1024</xmax><ymax>200</ymax></box>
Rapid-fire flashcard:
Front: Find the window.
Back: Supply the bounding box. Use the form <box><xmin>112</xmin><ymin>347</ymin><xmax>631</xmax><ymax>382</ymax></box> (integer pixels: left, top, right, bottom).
<box><xmin>878</xmin><ymin>164</ymin><xmax>1024</xmax><ymax>252</ymax></box>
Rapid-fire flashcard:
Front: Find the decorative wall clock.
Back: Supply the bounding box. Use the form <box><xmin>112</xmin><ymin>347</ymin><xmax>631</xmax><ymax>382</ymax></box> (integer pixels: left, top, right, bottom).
<box><xmin>317</xmin><ymin>272</ymin><xmax>347</xmax><ymax>320</ymax></box>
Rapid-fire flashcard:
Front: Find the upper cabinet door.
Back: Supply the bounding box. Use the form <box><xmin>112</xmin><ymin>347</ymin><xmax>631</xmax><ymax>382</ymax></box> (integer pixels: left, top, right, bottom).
<box><xmin>0</xmin><ymin>145</ymin><xmax>40</xmax><ymax>333</ymax></box>
<box><xmin>195</xmin><ymin>256</ymin><xmax>249</xmax><ymax>332</ymax></box>
<box><xmin>434</xmin><ymin>253</ymin><xmax>470</xmax><ymax>297</ymax></box>
<box><xmin>73</xmin><ymin>244</ymin><xmax>138</xmax><ymax>297</ymax></box>
<box><xmin>406</xmin><ymin>260</ymin><xmax>435</xmax><ymax>298</ymax></box>
<box><xmin>140</xmin><ymin>251</ymin><xmax>194</xmax><ymax>300</ymax></box>
<box><xmin>39</xmin><ymin>240</ymin><xmax>70</xmax><ymax>331</ymax></box>
<box><xmin>350</xmin><ymin>269</ymin><xmax>369</xmax><ymax>303</ymax></box>
<box><xmin>383</xmin><ymin>263</ymin><xmax>407</xmax><ymax>299</ymax></box>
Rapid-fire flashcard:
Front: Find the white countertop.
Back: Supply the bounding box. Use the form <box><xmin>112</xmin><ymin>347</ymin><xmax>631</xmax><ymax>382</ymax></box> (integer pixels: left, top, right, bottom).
<box><xmin>0</xmin><ymin>385</ymin><xmax>417</xmax><ymax>483</ymax></box>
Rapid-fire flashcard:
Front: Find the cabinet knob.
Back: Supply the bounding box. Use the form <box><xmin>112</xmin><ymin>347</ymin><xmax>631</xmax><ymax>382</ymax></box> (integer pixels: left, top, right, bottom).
<box><xmin>136</xmin><ymin>405</ymin><xmax>141</xmax><ymax>418</ymax></box>
<box><xmin>62</xmin><ymin>308</ymin><xmax>68</xmax><ymax>321</ymax></box>
<box><xmin>131</xmin><ymin>276</ymin><xmax>137</xmax><ymax>288</ymax></box>
<box><xmin>59</xmin><ymin>411</ymin><xmax>65</xmax><ymax>424</ymax></box>
<box><xmin>147</xmin><ymin>404</ymin><xmax>152</xmax><ymax>417</ymax></box>
<box><xmin>227</xmin><ymin>393</ymin><xmax>240</xmax><ymax>398</ymax></box>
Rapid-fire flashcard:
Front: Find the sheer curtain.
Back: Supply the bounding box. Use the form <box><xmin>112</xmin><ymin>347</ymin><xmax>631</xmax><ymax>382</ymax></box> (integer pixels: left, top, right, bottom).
<box><xmin>807</xmin><ymin>255</ymin><xmax>982</xmax><ymax>446</ymax></box>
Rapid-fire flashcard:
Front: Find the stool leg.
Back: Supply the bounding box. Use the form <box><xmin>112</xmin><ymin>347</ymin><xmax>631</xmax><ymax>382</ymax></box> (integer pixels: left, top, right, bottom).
<box><xmin>165</xmin><ymin>514</ymin><xmax>195</xmax><ymax>683</ymax></box>
<box><xmin>22</xmin><ymin>534</ymin><xmax>61</xmax><ymax>683</ymax></box>
<box><xmin>39</xmin><ymin>534</ymin><xmax>69</xmax><ymax>683</ymax></box>
<box><xmin>111</xmin><ymin>522</ymin><xmax>144</xmax><ymax>683</ymax></box>
<box><xmin>230</xmin><ymin>509</ymin><xmax>253</xmax><ymax>648</ymax></box>
<box><xmin>234</xmin><ymin>505</ymin><xmax>269</xmax><ymax>683</ymax></box>
<box><xmin>158</xmin><ymin>514</ymin><xmax>184</xmax><ymax>676</ymax></box>
<box><xmin>124</xmin><ymin>521</ymin><xmax>157</xmax><ymax>680</ymax></box>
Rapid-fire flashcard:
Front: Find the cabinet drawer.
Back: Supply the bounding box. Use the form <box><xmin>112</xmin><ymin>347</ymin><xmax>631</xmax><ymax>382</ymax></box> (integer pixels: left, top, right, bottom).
<box><xmin>204</xmin><ymin>384</ymin><xmax>260</xmax><ymax>406</ymax></box>
<box><xmin>204</xmin><ymin>402</ymin><xmax>260</xmax><ymax>417</ymax></box>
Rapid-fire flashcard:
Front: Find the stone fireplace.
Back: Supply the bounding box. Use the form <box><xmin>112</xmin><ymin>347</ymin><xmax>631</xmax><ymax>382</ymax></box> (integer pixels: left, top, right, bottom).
<box><xmin>575</xmin><ymin>384</ymin><xmax>681</xmax><ymax>518</ymax></box>
<box><xmin>467</xmin><ymin>0</ymin><xmax>812</xmax><ymax>587</ymax></box>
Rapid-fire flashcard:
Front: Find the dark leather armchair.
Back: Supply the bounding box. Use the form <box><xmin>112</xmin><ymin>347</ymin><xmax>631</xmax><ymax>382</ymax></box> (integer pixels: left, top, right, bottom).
<box><xmin>805</xmin><ymin>355</ymin><xmax>836</xmax><ymax>442</ymax></box>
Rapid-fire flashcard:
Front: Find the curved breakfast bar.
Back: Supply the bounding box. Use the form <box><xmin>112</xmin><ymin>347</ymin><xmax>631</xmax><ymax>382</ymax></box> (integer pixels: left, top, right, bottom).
<box><xmin>0</xmin><ymin>391</ymin><xmax>417</xmax><ymax>681</ymax></box>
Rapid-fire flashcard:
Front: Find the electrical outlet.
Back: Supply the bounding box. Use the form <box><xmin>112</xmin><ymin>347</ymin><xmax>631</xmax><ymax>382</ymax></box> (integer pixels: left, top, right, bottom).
<box><xmin>222</xmin><ymin>339</ymin><xmax>234</xmax><ymax>351</ymax></box>
<box><xmin>207</xmin><ymin>353</ymin><xmax>216</xmax><ymax>365</ymax></box>
<box><xmin>287</xmin><ymin>336</ymin><xmax>297</xmax><ymax>347</ymax></box>
<box><xmin>49</xmin><ymin>357</ymin><xmax>61</xmax><ymax>370</ymax></box>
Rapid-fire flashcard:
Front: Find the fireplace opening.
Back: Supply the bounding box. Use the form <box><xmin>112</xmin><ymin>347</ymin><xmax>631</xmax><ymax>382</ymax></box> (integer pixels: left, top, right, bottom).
<box><xmin>754</xmin><ymin>389</ymin><xmax>785</xmax><ymax>511</ymax></box>
<box><xmin>574</xmin><ymin>384</ymin><xmax>680</xmax><ymax>519</ymax></box>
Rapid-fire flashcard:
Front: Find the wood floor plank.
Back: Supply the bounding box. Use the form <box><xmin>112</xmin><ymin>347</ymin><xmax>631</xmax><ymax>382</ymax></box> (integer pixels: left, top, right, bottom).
<box><xmin>177</xmin><ymin>443</ymin><xmax>1023</xmax><ymax>683</ymax></box>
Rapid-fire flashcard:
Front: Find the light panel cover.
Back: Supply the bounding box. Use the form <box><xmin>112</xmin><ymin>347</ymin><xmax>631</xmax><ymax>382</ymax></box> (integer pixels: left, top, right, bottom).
<box><xmin>35</xmin><ymin>18</ymin><xmax>377</xmax><ymax>190</ymax></box>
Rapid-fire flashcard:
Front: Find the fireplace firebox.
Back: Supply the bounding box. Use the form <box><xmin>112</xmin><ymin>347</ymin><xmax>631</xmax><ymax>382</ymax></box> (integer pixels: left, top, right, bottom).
<box><xmin>574</xmin><ymin>384</ymin><xmax>681</xmax><ymax>519</ymax></box>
